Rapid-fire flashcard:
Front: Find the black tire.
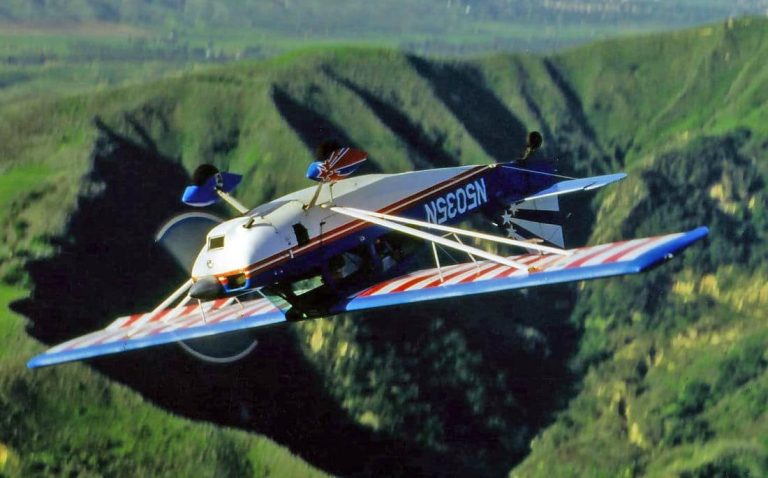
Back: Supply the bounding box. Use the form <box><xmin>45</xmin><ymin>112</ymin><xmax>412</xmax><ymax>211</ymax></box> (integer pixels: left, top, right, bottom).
<box><xmin>527</xmin><ymin>131</ymin><xmax>543</xmax><ymax>150</ymax></box>
<box><xmin>192</xmin><ymin>164</ymin><xmax>220</xmax><ymax>186</ymax></box>
<box><xmin>314</xmin><ymin>140</ymin><xmax>342</xmax><ymax>161</ymax></box>
<box><xmin>285</xmin><ymin>308</ymin><xmax>306</xmax><ymax>322</ymax></box>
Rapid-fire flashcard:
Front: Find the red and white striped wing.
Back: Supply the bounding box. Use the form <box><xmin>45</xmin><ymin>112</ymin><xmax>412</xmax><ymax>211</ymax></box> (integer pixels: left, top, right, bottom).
<box><xmin>338</xmin><ymin>227</ymin><xmax>708</xmax><ymax>313</ymax></box>
<box><xmin>29</xmin><ymin>227</ymin><xmax>707</xmax><ymax>368</ymax></box>
<box><xmin>28</xmin><ymin>297</ymin><xmax>285</xmax><ymax>368</ymax></box>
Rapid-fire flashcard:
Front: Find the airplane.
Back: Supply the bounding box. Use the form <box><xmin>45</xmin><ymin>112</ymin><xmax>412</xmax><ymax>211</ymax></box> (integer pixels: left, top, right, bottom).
<box><xmin>27</xmin><ymin>133</ymin><xmax>708</xmax><ymax>368</ymax></box>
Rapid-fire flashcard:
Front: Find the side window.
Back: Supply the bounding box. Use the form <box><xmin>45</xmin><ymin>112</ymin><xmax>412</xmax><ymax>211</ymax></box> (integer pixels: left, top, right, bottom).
<box><xmin>292</xmin><ymin>223</ymin><xmax>310</xmax><ymax>246</ymax></box>
<box><xmin>327</xmin><ymin>243</ymin><xmax>371</xmax><ymax>280</ymax></box>
<box><xmin>208</xmin><ymin>235</ymin><xmax>225</xmax><ymax>250</ymax></box>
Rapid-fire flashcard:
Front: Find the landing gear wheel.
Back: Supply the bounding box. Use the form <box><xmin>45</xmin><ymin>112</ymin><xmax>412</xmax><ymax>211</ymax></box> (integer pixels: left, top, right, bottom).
<box><xmin>285</xmin><ymin>308</ymin><xmax>307</xmax><ymax>322</ymax></box>
<box><xmin>192</xmin><ymin>164</ymin><xmax>220</xmax><ymax>186</ymax></box>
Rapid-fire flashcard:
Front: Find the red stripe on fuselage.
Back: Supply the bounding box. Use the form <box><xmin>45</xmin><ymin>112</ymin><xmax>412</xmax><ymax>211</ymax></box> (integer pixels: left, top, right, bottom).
<box><xmin>210</xmin><ymin>166</ymin><xmax>490</xmax><ymax>281</ymax></box>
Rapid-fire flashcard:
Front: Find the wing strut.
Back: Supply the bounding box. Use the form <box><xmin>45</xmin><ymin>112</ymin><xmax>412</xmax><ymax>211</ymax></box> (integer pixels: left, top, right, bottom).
<box><xmin>124</xmin><ymin>279</ymin><xmax>194</xmax><ymax>338</ymax></box>
<box><xmin>332</xmin><ymin>206</ymin><xmax>571</xmax><ymax>256</ymax></box>
<box><xmin>430</xmin><ymin>241</ymin><xmax>444</xmax><ymax>282</ymax></box>
<box><xmin>148</xmin><ymin>278</ymin><xmax>194</xmax><ymax>317</ymax></box>
<box><xmin>330</xmin><ymin>206</ymin><xmax>532</xmax><ymax>271</ymax></box>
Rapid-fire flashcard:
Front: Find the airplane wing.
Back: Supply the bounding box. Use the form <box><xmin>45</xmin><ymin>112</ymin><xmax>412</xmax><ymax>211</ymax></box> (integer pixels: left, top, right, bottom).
<box><xmin>331</xmin><ymin>227</ymin><xmax>708</xmax><ymax>313</ymax></box>
<box><xmin>27</xmin><ymin>297</ymin><xmax>285</xmax><ymax>368</ymax></box>
<box><xmin>29</xmin><ymin>227</ymin><xmax>707</xmax><ymax>368</ymax></box>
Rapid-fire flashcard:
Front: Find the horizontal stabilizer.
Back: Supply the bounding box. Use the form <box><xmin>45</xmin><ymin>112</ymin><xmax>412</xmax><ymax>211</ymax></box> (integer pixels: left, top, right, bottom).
<box><xmin>334</xmin><ymin>226</ymin><xmax>708</xmax><ymax>313</ymax></box>
<box><xmin>27</xmin><ymin>297</ymin><xmax>285</xmax><ymax>368</ymax></box>
<box><xmin>525</xmin><ymin>173</ymin><xmax>626</xmax><ymax>201</ymax></box>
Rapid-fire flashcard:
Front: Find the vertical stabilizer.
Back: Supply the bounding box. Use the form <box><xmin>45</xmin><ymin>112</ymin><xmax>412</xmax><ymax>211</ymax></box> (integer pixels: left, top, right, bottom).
<box><xmin>497</xmin><ymin>195</ymin><xmax>564</xmax><ymax>247</ymax></box>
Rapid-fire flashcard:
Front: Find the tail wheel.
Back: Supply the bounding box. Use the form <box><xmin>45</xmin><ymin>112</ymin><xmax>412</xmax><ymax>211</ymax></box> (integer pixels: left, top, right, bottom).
<box><xmin>191</xmin><ymin>164</ymin><xmax>220</xmax><ymax>186</ymax></box>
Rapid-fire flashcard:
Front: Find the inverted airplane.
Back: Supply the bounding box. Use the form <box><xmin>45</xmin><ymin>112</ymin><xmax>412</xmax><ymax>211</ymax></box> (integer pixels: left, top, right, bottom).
<box><xmin>27</xmin><ymin>133</ymin><xmax>708</xmax><ymax>368</ymax></box>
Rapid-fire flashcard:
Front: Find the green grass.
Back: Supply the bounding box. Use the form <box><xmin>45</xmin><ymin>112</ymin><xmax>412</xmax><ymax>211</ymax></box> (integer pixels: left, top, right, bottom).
<box><xmin>552</xmin><ymin>17</ymin><xmax>768</xmax><ymax>162</ymax></box>
<box><xmin>2</xmin><ymin>9</ymin><xmax>763</xmax><ymax>107</ymax></box>
<box><xmin>0</xmin><ymin>17</ymin><xmax>767</xmax><ymax>476</ymax></box>
<box><xmin>0</xmin><ymin>284</ymin><xmax>27</xmax><ymax>363</ymax></box>
<box><xmin>0</xmin><ymin>164</ymin><xmax>51</xmax><ymax>208</ymax></box>
<box><xmin>512</xmin><ymin>129</ymin><xmax>768</xmax><ymax>476</ymax></box>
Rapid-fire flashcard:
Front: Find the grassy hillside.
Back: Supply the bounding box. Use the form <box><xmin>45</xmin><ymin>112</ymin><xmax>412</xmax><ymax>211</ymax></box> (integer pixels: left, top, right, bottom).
<box><xmin>511</xmin><ymin>19</ymin><xmax>768</xmax><ymax>477</ymax></box>
<box><xmin>0</xmin><ymin>285</ymin><xmax>326</xmax><ymax>477</ymax></box>
<box><xmin>0</xmin><ymin>17</ymin><xmax>766</xmax><ymax>477</ymax></box>
<box><xmin>2</xmin><ymin>2</ymin><xmax>767</xmax><ymax>108</ymax></box>
<box><xmin>513</xmin><ymin>132</ymin><xmax>768</xmax><ymax>477</ymax></box>
<box><xmin>553</xmin><ymin>16</ymin><xmax>768</xmax><ymax>163</ymax></box>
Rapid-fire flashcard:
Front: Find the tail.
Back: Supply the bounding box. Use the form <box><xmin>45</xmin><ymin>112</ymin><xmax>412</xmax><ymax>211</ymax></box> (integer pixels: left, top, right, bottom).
<box><xmin>490</xmin><ymin>162</ymin><xmax>626</xmax><ymax>248</ymax></box>
<box><xmin>489</xmin><ymin>129</ymin><xmax>621</xmax><ymax>247</ymax></box>
<box><xmin>497</xmin><ymin>195</ymin><xmax>564</xmax><ymax>247</ymax></box>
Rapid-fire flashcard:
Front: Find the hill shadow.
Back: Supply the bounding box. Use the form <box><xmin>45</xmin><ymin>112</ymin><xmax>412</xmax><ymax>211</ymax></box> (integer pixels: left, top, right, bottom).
<box><xmin>271</xmin><ymin>85</ymin><xmax>382</xmax><ymax>176</ymax></box>
<box><xmin>541</xmin><ymin>59</ymin><xmax>598</xmax><ymax>145</ymax></box>
<box><xmin>322</xmin><ymin>67</ymin><xmax>458</xmax><ymax>169</ymax></box>
<box><xmin>407</xmin><ymin>55</ymin><xmax>528</xmax><ymax>162</ymax></box>
<box><xmin>349</xmin><ymin>280</ymin><xmax>583</xmax><ymax>473</ymax></box>
<box><xmin>12</xmin><ymin>116</ymin><xmax>494</xmax><ymax>477</ymax></box>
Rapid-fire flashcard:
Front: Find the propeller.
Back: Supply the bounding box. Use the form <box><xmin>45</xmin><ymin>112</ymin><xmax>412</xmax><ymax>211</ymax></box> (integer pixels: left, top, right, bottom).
<box><xmin>177</xmin><ymin>290</ymin><xmax>268</xmax><ymax>364</ymax></box>
<box><xmin>179</xmin><ymin>332</ymin><xmax>259</xmax><ymax>364</ymax></box>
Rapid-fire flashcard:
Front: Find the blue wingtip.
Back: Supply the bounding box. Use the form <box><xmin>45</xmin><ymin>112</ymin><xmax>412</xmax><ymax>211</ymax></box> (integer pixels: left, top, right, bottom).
<box><xmin>630</xmin><ymin>225</ymin><xmax>708</xmax><ymax>273</ymax></box>
<box><xmin>694</xmin><ymin>225</ymin><xmax>709</xmax><ymax>238</ymax></box>
<box><xmin>340</xmin><ymin>226</ymin><xmax>709</xmax><ymax>314</ymax></box>
<box><xmin>679</xmin><ymin>225</ymin><xmax>709</xmax><ymax>244</ymax></box>
<box><xmin>27</xmin><ymin>355</ymin><xmax>47</xmax><ymax>369</ymax></box>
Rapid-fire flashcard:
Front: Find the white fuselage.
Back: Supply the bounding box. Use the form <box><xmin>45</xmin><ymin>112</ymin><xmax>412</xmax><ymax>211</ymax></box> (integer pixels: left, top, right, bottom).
<box><xmin>190</xmin><ymin>165</ymin><xmax>486</xmax><ymax>285</ymax></box>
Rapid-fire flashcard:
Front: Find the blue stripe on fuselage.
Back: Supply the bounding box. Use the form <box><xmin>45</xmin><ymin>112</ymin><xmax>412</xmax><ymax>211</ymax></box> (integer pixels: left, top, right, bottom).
<box><xmin>236</xmin><ymin>164</ymin><xmax>558</xmax><ymax>291</ymax></box>
<box><xmin>423</xmin><ymin>178</ymin><xmax>488</xmax><ymax>224</ymax></box>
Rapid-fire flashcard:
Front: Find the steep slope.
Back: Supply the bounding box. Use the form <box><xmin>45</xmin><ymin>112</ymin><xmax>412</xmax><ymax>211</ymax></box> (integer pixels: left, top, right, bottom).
<box><xmin>0</xmin><ymin>287</ymin><xmax>325</xmax><ymax>477</ymax></box>
<box><xmin>513</xmin><ymin>131</ymin><xmax>768</xmax><ymax>477</ymax></box>
<box><xmin>1</xmin><ymin>48</ymin><xmax>593</xmax><ymax>477</ymax></box>
<box><xmin>552</xmin><ymin>16</ymin><xmax>768</xmax><ymax>164</ymax></box>
<box><xmin>512</xmin><ymin>19</ymin><xmax>768</xmax><ymax>477</ymax></box>
<box><xmin>1</xmin><ymin>17</ymin><xmax>766</xmax><ymax>477</ymax></box>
